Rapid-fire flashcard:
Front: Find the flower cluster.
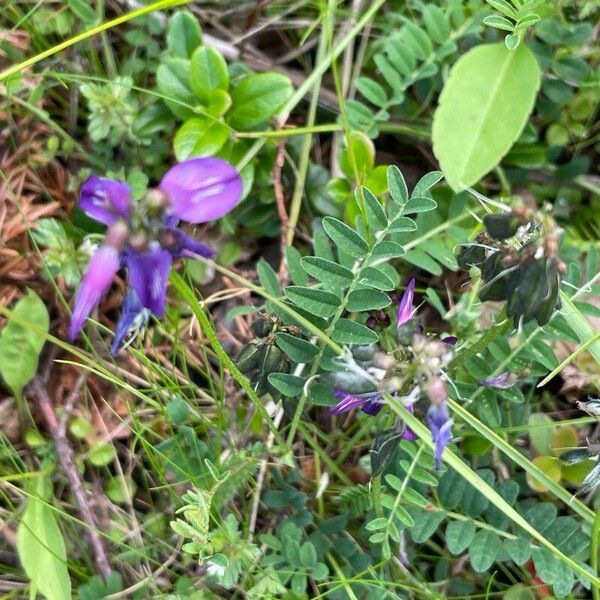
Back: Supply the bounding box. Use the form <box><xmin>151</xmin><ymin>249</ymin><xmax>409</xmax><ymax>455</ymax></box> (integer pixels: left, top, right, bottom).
<box><xmin>69</xmin><ymin>157</ymin><xmax>243</xmax><ymax>351</ymax></box>
<box><xmin>328</xmin><ymin>279</ymin><xmax>454</xmax><ymax>469</ymax></box>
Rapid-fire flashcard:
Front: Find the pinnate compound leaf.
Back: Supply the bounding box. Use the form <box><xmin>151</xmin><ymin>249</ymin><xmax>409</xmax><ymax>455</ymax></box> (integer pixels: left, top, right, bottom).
<box><xmin>432</xmin><ymin>43</ymin><xmax>541</xmax><ymax>191</ymax></box>
<box><xmin>0</xmin><ymin>290</ymin><xmax>49</xmax><ymax>399</ymax></box>
<box><xmin>17</xmin><ymin>477</ymin><xmax>71</xmax><ymax>600</ymax></box>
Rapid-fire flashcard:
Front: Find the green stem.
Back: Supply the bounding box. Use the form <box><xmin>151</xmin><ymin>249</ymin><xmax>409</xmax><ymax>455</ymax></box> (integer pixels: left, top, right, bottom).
<box><xmin>236</xmin><ymin>123</ymin><xmax>343</xmax><ymax>139</ymax></box>
<box><xmin>170</xmin><ymin>272</ymin><xmax>286</xmax><ymax>448</ymax></box>
<box><xmin>286</xmin><ymin>2</ymin><xmax>330</xmax><ymax>246</ymax></box>
<box><xmin>593</xmin><ymin>511</ymin><xmax>600</xmax><ymax>600</ymax></box>
<box><xmin>0</xmin><ymin>0</ymin><xmax>189</xmax><ymax>82</ymax></box>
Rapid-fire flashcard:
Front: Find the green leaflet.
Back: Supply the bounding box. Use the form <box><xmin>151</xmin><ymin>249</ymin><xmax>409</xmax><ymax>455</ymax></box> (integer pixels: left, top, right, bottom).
<box><xmin>189</xmin><ymin>46</ymin><xmax>229</xmax><ymax>104</ymax></box>
<box><xmin>469</xmin><ymin>530</ymin><xmax>500</xmax><ymax>573</ymax></box>
<box><xmin>284</xmin><ymin>286</ymin><xmax>341</xmax><ymax>318</ymax></box>
<box><xmin>322</xmin><ymin>216</ymin><xmax>369</xmax><ymax>258</ymax></box>
<box><xmin>173</xmin><ymin>117</ymin><xmax>229</xmax><ymax>160</ymax></box>
<box><xmin>0</xmin><ymin>290</ymin><xmax>49</xmax><ymax>400</ymax></box>
<box><xmin>432</xmin><ymin>43</ymin><xmax>541</xmax><ymax>191</ymax></box>
<box><xmin>166</xmin><ymin>10</ymin><xmax>202</xmax><ymax>59</ymax></box>
<box><xmin>300</xmin><ymin>256</ymin><xmax>354</xmax><ymax>289</ymax></box>
<box><xmin>446</xmin><ymin>520</ymin><xmax>476</xmax><ymax>554</ymax></box>
<box><xmin>228</xmin><ymin>73</ymin><xmax>293</xmax><ymax>131</ymax></box>
<box><xmin>17</xmin><ymin>477</ymin><xmax>71</xmax><ymax>600</ymax></box>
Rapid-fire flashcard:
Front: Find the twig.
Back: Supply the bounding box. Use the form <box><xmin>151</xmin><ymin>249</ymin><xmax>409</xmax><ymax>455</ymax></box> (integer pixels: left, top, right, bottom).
<box><xmin>28</xmin><ymin>377</ymin><xmax>112</xmax><ymax>579</ymax></box>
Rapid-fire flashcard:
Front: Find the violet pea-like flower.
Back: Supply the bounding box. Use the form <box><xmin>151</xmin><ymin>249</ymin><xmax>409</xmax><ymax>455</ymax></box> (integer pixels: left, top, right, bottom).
<box><xmin>396</xmin><ymin>278</ymin><xmax>416</xmax><ymax>327</ymax></box>
<box><xmin>426</xmin><ymin>401</ymin><xmax>453</xmax><ymax>470</ymax></box>
<box><xmin>69</xmin><ymin>157</ymin><xmax>243</xmax><ymax>344</ymax></box>
<box><xmin>330</xmin><ymin>390</ymin><xmax>384</xmax><ymax>416</ymax></box>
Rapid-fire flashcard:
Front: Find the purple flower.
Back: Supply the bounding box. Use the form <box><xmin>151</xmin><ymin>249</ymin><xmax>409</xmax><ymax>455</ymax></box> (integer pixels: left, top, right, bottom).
<box><xmin>396</xmin><ymin>278</ymin><xmax>416</xmax><ymax>327</ymax></box>
<box><xmin>110</xmin><ymin>289</ymin><xmax>150</xmax><ymax>355</ymax></box>
<box><xmin>68</xmin><ymin>244</ymin><xmax>121</xmax><ymax>341</ymax></box>
<box><xmin>159</xmin><ymin>158</ymin><xmax>242</xmax><ymax>223</ymax></box>
<box><xmin>403</xmin><ymin>403</ymin><xmax>417</xmax><ymax>441</ymax></box>
<box><xmin>479</xmin><ymin>371</ymin><xmax>528</xmax><ymax>389</ymax></box>
<box><xmin>69</xmin><ymin>157</ymin><xmax>242</xmax><ymax>343</ymax></box>
<box><xmin>79</xmin><ymin>176</ymin><xmax>131</xmax><ymax>225</ymax></box>
<box><xmin>427</xmin><ymin>401</ymin><xmax>453</xmax><ymax>470</ymax></box>
<box><xmin>329</xmin><ymin>390</ymin><xmax>384</xmax><ymax>416</ymax></box>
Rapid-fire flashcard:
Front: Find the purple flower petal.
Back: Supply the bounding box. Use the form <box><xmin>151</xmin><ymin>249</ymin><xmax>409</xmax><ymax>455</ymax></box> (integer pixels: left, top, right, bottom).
<box><xmin>79</xmin><ymin>176</ymin><xmax>132</xmax><ymax>225</ymax></box>
<box><xmin>397</xmin><ymin>278</ymin><xmax>416</xmax><ymax>327</ymax></box>
<box><xmin>159</xmin><ymin>157</ymin><xmax>243</xmax><ymax>224</ymax></box>
<box><xmin>110</xmin><ymin>288</ymin><xmax>150</xmax><ymax>355</ymax></box>
<box><xmin>330</xmin><ymin>390</ymin><xmax>383</xmax><ymax>416</ymax></box>
<box><xmin>479</xmin><ymin>372</ymin><xmax>516</xmax><ymax>389</ymax></box>
<box><xmin>402</xmin><ymin>403</ymin><xmax>417</xmax><ymax>441</ymax></box>
<box><xmin>426</xmin><ymin>402</ymin><xmax>453</xmax><ymax>470</ymax></box>
<box><xmin>68</xmin><ymin>245</ymin><xmax>120</xmax><ymax>341</ymax></box>
<box><xmin>124</xmin><ymin>244</ymin><xmax>172</xmax><ymax>316</ymax></box>
<box><xmin>362</xmin><ymin>398</ymin><xmax>385</xmax><ymax>416</ymax></box>
<box><xmin>162</xmin><ymin>227</ymin><xmax>216</xmax><ymax>259</ymax></box>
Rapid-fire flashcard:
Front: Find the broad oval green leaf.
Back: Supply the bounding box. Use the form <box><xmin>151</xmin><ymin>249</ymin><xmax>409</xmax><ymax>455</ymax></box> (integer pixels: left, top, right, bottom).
<box><xmin>469</xmin><ymin>530</ymin><xmax>500</xmax><ymax>573</ymax></box>
<box><xmin>432</xmin><ymin>43</ymin><xmax>541</xmax><ymax>191</ymax></box>
<box><xmin>16</xmin><ymin>477</ymin><xmax>71</xmax><ymax>600</ymax></box>
<box><xmin>228</xmin><ymin>73</ymin><xmax>293</xmax><ymax>131</ymax></box>
<box><xmin>0</xmin><ymin>290</ymin><xmax>49</xmax><ymax>399</ymax></box>
<box><xmin>190</xmin><ymin>46</ymin><xmax>230</xmax><ymax>104</ymax></box>
<box><xmin>156</xmin><ymin>58</ymin><xmax>196</xmax><ymax>120</ymax></box>
<box><xmin>173</xmin><ymin>117</ymin><xmax>229</xmax><ymax>160</ymax></box>
<box><xmin>446</xmin><ymin>520</ymin><xmax>476</xmax><ymax>554</ymax></box>
<box><xmin>166</xmin><ymin>10</ymin><xmax>202</xmax><ymax>59</ymax></box>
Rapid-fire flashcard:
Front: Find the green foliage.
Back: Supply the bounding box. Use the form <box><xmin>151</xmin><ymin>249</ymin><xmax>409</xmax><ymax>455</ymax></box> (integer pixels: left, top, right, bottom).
<box><xmin>0</xmin><ymin>290</ymin><xmax>49</xmax><ymax>399</ymax></box>
<box><xmin>30</xmin><ymin>219</ymin><xmax>86</xmax><ymax>287</ymax></box>
<box><xmin>348</xmin><ymin>6</ymin><xmax>459</xmax><ymax>135</ymax></box>
<box><xmin>4</xmin><ymin>1</ymin><xmax>600</xmax><ymax>598</ymax></box>
<box><xmin>432</xmin><ymin>43</ymin><xmax>541</xmax><ymax>191</ymax></box>
<box><xmin>80</xmin><ymin>76</ymin><xmax>138</xmax><ymax>145</ymax></box>
<box><xmin>17</xmin><ymin>476</ymin><xmax>71</xmax><ymax>600</ymax></box>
